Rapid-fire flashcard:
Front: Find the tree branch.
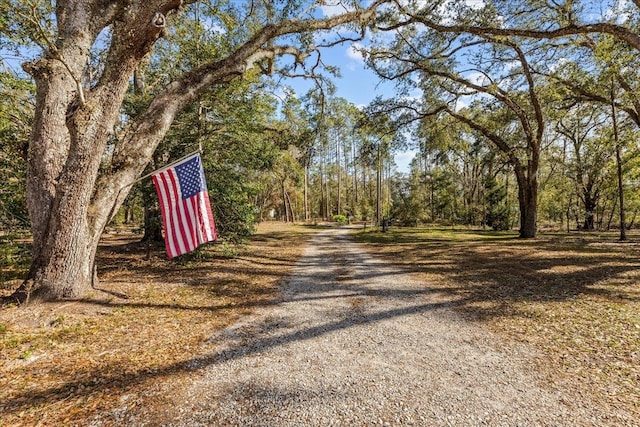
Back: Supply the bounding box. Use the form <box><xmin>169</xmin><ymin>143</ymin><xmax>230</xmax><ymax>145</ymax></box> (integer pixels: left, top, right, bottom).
<box><xmin>388</xmin><ymin>0</ymin><xmax>640</xmax><ymax>53</ymax></box>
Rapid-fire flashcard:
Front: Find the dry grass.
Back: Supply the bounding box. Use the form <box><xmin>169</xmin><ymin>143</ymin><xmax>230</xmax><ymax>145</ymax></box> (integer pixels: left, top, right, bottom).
<box><xmin>354</xmin><ymin>226</ymin><xmax>640</xmax><ymax>418</ymax></box>
<box><xmin>0</xmin><ymin>222</ymin><xmax>316</xmax><ymax>426</ymax></box>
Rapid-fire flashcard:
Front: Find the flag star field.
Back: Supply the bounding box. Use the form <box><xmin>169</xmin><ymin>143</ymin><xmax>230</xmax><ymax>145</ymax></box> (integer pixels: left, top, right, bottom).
<box><xmin>176</xmin><ymin>156</ymin><xmax>206</xmax><ymax>199</ymax></box>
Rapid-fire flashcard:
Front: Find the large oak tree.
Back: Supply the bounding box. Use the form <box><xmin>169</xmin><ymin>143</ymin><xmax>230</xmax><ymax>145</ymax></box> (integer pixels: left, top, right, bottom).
<box><xmin>367</xmin><ymin>3</ymin><xmax>548</xmax><ymax>237</ymax></box>
<box><xmin>2</xmin><ymin>0</ymin><xmax>387</xmax><ymax>304</ymax></box>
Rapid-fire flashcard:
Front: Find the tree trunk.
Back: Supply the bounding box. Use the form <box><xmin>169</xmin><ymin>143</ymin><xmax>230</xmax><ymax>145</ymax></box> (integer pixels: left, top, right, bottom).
<box><xmin>566</xmin><ymin>195</ymin><xmax>572</xmax><ymax>233</ymax></box>
<box><xmin>123</xmin><ymin>202</ymin><xmax>134</xmax><ymax>224</ymax></box>
<box><xmin>336</xmin><ymin>136</ymin><xmax>341</xmax><ymax>216</ymax></box>
<box><xmin>515</xmin><ymin>166</ymin><xmax>537</xmax><ymax>238</ymax></box>
<box><xmin>16</xmin><ymin>53</ymin><xmax>133</xmax><ymax>302</ymax></box>
<box><xmin>325</xmin><ymin>151</ymin><xmax>331</xmax><ymax>219</ymax></box>
<box><xmin>376</xmin><ymin>144</ymin><xmax>382</xmax><ymax>226</ymax></box>
<box><xmin>304</xmin><ymin>165</ymin><xmax>310</xmax><ymax>222</ymax></box>
<box><xmin>15</xmin><ymin>234</ymin><xmax>101</xmax><ymax>304</ymax></box>
<box><xmin>612</xmin><ymin>81</ymin><xmax>627</xmax><ymax>240</ymax></box>
<box><xmin>606</xmin><ymin>197</ymin><xmax>618</xmax><ymax>232</ymax></box>
<box><xmin>285</xmin><ymin>189</ymin><xmax>296</xmax><ymax>223</ymax></box>
<box><xmin>142</xmin><ymin>201</ymin><xmax>164</xmax><ymax>242</ymax></box>
<box><xmin>282</xmin><ymin>180</ymin><xmax>289</xmax><ymax>223</ymax></box>
<box><xmin>320</xmin><ymin>157</ymin><xmax>327</xmax><ymax>220</ymax></box>
<box><xmin>352</xmin><ymin>142</ymin><xmax>358</xmax><ymax>208</ymax></box>
<box><xmin>582</xmin><ymin>193</ymin><xmax>597</xmax><ymax>231</ymax></box>
<box><xmin>141</xmin><ymin>157</ymin><xmax>164</xmax><ymax>241</ymax></box>
<box><xmin>8</xmin><ymin>1</ymin><xmax>170</xmax><ymax>303</ymax></box>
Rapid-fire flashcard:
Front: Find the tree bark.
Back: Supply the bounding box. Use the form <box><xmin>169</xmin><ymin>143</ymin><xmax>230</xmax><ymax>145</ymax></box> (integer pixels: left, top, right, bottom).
<box><xmin>612</xmin><ymin>79</ymin><xmax>627</xmax><ymax>241</ymax></box>
<box><xmin>304</xmin><ymin>165</ymin><xmax>310</xmax><ymax>222</ymax></box>
<box><xmin>336</xmin><ymin>136</ymin><xmax>342</xmax><ymax>216</ymax></box>
<box><xmin>514</xmin><ymin>166</ymin><xmax>537</xmax><ymax>238</ymax></box>
<box><xmin>582</xmin><ymin>192</ymin><xmax>597</xmax><ymax>231</ymax></box>
<box><xmin>282</xmin><ymin>180</ymin><xmax>289</xmax><ymax>223</ymax></box>
<box><xmin>376</xmin><ymin>143</ymin><xmax>382</xmax><ymax>226</ymax></box>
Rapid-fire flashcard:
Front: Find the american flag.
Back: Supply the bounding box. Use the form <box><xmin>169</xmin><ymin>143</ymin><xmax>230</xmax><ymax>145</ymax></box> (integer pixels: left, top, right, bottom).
<box><xmin>151</xmin><ymin>154</ymin><xmax>218</xmax><ymax>258</ymax></box>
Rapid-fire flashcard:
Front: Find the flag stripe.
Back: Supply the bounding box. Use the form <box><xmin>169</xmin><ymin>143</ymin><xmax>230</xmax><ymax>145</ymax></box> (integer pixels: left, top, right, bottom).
<box><xmin>170</xmin><ymin>170</ymin><xmax>196</xmax><ymax>253</ymax></box>
<box><xmin>169</xmin><ymin>171</ymin><xmax>194</xmax><ymax>256</ymax></box>
<box><xmin>184</xmin><ymin>196</ymin><xmax>198</xmax><ymax>250</ymax></box>
<box><xmin>188</xmin><ymin>196</ymin><xmax>204</xmax><ymax>244</ymax></box>
<box><xmin>167</xmin><ymin>171</ymin><xmax>186</xmax><ymax>257</ymax></box>
<box><xmin>200</xmin><ymin>190</ymin><xmax>217</xmax><ymax>240</ymax></box>
<box><xmin>153</xmin><ymin>173</ymin><xmax>177</xmax><ymax>258</ymax></box>
<box><xmin>160</xmin><ymin>170</ymin><xmax>182</xmax><ymax>258</ymax></box>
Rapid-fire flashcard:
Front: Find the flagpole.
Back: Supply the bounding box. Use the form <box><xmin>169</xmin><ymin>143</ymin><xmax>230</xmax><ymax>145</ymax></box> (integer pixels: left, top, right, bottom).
<box><xmin>121</xmin><ymin>149</ymin><xmax>202</xmax><ymax>189</ymax></box>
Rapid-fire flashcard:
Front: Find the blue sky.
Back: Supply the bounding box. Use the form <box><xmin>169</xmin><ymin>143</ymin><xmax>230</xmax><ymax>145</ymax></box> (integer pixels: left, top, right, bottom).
<box><xmin>281</xmin><ymin>36</ymin><xmax>416</xmax><ymax>173</ymax></box>
<box><xmin>268</xmin><ymin>0</ymin><xmax>419</xmax><ymax>173</ymax></box>
<box><xmin>331</xmin><ymin>48</ymin><xmax>416</xmax><ymax>173</ymax></box>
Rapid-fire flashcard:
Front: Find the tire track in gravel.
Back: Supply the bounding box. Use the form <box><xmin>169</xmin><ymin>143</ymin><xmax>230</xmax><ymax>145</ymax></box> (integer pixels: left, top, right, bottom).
<box><xmin>126</xmin><ymin>227</ymin><xmax>629</xmax><ymax>426</ymax></box>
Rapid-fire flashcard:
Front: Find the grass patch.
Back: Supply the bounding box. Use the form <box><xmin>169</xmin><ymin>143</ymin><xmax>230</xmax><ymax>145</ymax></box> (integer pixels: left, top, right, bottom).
<box><xmin>356</xmin><ymin>225</ymin><xmax>522</xmax><ymax>246</ymax></box>
<box><xmin>355</xmin><ymin>226</ymin><xmax>640</xmax><ymax>417</ymax></box>
<box><xmin>0</xmin><ymin>233</ymin><xmax>31</xmax><ymax>291</ymax></box>
<box><xmin>0</xmin><ymin>222</ymin><xmax>317</xmax><ymax>426</ymax></box>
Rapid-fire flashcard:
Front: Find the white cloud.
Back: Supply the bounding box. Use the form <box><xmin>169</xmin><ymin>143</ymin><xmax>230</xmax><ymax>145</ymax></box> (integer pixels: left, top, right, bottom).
<box><xmin>465</xmin><ymin>0</ymin><xmax>486</xmax><ymax>11</ymax></box>
<box><xmin>548</xmin><ymin>57</ymin><xmax>569</xmax><ymax>73</ymax></box>
<box><xmin>208</xmin><ymin>22</ymin><xmax>226</xmax><ymax>34</ymax></box>
<box><xmin>437</xmin><ymin>0</ymin><xmax>486</xmax><ymax>24</ymax></box>
<box><xmin>454</xmin><ymin>96</ymin><xmax>471</xmax><ymax>112</ymax></box>
<box><xmin>275</xmin><ymin>86</ymin><xmax>296</xmax><ymax>101</ymax></box>
<box><xmin>346</xmin><ymin>42</ymin><xmax>365</xmax><ymax>62</ymax></box>
<box><xmin>321</xmin><ymin>1</ymin><xmax>354</xmax><ymax>17</ymax></box>
<box><xmin>504</xmin><ymin>60</ymin><xmax>520</xmax><ymax>72</ymax></box>
<box><xmin>454</xmin><ymin>91</ymin><xmax>492</xmax><ymax>111</ymax></box>
<box><xmin>394</xmin><ymin>150</ymin><xmax>416</xmax><ymax>173</ymax></box>
<box><xmin>603</xmin><ymin>0</ymin><xmax>632</xmax><ymax>24</ymax></box>
<box><xmin>344</xmin><ymin>42</ymin><xmax>368</xmax><ymax>71</ymax></box>
<box><xmin>465</xmin><ymin>71</ymin><xmax>489</xmax><ymax>86</ymax></box>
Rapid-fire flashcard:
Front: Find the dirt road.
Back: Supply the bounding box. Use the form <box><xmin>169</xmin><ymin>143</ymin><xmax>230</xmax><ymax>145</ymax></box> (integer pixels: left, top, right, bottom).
<box><xmin>105</xmin><ymin>228</ymin><xmax>629</xmax><ymax>426</ymax></box>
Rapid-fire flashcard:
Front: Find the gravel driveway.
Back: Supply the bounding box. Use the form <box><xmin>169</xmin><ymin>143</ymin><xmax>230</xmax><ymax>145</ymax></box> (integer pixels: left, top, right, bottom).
<box><xmin>121</xmin><ymin>228</ymin><xmax>625</xmax><ymax>426</ymax></box>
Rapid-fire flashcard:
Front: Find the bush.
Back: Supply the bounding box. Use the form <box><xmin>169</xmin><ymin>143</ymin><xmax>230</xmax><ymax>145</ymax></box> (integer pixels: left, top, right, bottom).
<box><xmin>333</xmin><ymin>214</ymin><xmax>348</xmax><ymax>225</ymax></box>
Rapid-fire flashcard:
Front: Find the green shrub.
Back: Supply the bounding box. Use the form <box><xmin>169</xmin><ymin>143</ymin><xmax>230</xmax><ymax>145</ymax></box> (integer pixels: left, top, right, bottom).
<box><xmin>333</xmin><ymin>214</ymin><xmax>348</xmax><ymax>225</ymax></box>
